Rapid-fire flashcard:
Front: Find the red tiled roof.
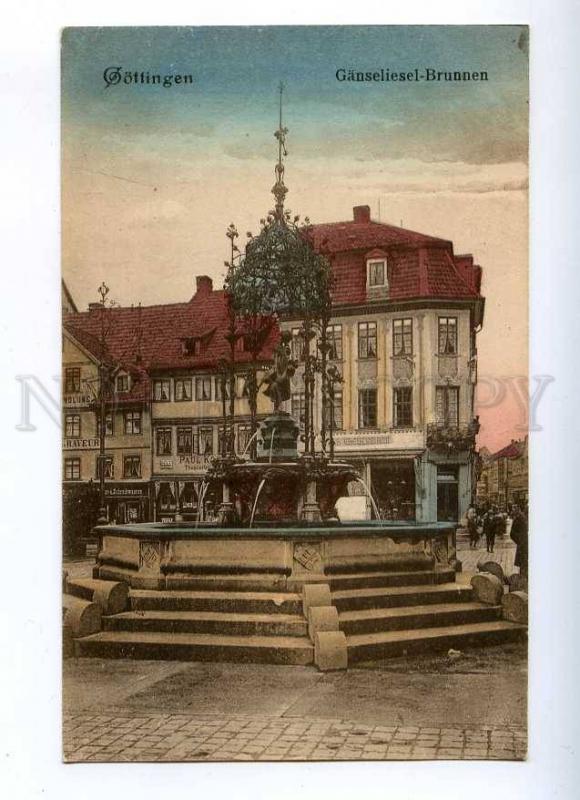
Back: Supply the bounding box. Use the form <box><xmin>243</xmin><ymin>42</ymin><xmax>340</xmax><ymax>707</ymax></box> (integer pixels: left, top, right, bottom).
<box><xmin>492</xmin><ymin>441</ymin><xmax>524</xmax><ymax>460</ymax></box>
<box><xmin>63</xmin><ymin>287</ymin><xmax>279</xmax><ymax>383</ymax></box>
<box><xmin>306</xmin><ymin>211</ymin><xmax>481</xmax><ymax>304</ymax></box>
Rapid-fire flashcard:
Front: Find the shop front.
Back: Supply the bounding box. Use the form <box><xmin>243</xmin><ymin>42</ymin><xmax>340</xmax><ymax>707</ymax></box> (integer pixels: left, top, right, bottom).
<box><xmin>104</xmin><ymin>483</ymin><xmax>150</xmax><ymax>524</ymax></box>
<box><xmin>153</xmin><ymin>478</ymin><xmax>221</xmax><ymax>522</ymax></box>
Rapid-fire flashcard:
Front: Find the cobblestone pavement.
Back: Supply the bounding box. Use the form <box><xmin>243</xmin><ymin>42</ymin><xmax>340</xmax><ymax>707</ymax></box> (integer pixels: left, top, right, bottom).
<box><xmin>456</xmin><ymin>536</ymin><xmax>516</xmax><ymax>575</ymax></box>
<box><xmin>63</xmin><ymin>712</ymin><xmax>526</xmax><ymax>762</ymax></box>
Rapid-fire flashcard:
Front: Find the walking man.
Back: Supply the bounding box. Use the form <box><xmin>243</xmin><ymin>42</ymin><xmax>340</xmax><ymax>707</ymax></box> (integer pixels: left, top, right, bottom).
<box><xmin>467</xmin><ymin>504</ymin><xmax>479</xmax><ymax>549</ymax></box>
<box><xmin>483</xmin><ymin>508</ymin><xmax>496</xmax><ymax>553</ymax></box>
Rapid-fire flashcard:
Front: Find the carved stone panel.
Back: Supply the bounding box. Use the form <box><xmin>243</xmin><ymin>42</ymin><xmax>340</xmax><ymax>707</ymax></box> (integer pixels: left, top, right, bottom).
<box><xmin>358</xmin><ymin>359</ymin><xmax>377</xmax><ymax>382</ymax></box>
<box><xmin>392</xmin><ymin>356</ymin><xmax>413</xmax><ymax>382</ymax></box>
<box><xmin>293</xmin><ymin>542</ymin><xmax>323</xmax><ymax>574</ymax></box>
<box><xmin>139</xmin><ymin>541</ymin><xmax>161</xmax><ymax>573</ymax></box>
<box><xmin>438</xmin><ymin>355</ymin><xmax>459</xmax><ymax>379</ymax></box>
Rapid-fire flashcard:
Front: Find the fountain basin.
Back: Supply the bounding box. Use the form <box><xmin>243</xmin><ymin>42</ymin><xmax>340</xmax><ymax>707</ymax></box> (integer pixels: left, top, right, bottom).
<box><xmin>93</xmin><ymin>521</ymin><xmax>459</xmax><ymax>590</ymax></box>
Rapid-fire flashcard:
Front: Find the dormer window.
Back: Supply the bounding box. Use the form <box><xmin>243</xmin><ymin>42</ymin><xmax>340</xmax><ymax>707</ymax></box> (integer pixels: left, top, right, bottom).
<box><xmin>116</xmin><ymin>373</ymin><xmax>129</xmax><ymax>393</ymax></box>
<box><xmin>366</xmin><ymin>250</ymin><xmax>389</xmax><ymax>299</ymax></box>
<box><xmin>367</xmin><ymin>259</ymin><xmax>388</xmax><ymax>289</ymax></box>
<box><xmin>182</xmin><ymin>337</ymin><xmax>202</xmax><ymax>356</ymax></box>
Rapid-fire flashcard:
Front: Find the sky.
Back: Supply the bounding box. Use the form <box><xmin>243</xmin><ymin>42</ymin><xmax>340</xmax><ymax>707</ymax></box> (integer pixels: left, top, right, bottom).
<box><xmin>61</xmin><ymin>26</ymin><xmax>529</xmax><ymax>451</ymax></box>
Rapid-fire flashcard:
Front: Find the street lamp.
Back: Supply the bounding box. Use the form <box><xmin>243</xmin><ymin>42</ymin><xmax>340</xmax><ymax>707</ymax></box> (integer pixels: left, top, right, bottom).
<box><xmin>96</xmin><ymin>282</ymin><xmax>110</xmax><ymax>525</ymax></box>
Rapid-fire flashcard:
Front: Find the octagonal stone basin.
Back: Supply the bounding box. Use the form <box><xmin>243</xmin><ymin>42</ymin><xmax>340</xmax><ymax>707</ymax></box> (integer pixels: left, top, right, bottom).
<box><xmin>93</xmin><ymin>521</ymin><xmax>459</xmax><ymax>590</ymax></box>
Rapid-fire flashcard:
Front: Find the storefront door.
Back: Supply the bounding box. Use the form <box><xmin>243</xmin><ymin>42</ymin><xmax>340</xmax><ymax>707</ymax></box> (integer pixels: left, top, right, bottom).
<box><xmin>437</xmin><ymin>467</ymin><xmax>459</xmax><ymax>522</ymax></box>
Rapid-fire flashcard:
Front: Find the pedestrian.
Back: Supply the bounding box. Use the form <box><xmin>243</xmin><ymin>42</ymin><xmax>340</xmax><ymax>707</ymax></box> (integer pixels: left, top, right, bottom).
<box><xmin>510</xmin><ymin>504</ymin><xmax>528</xmax><ymax>579</ymax></box>
<box><xmin>466</xmin><ymin>504</ymin><xmax>479</xmax><ymax>549</ymax></box>
<box><xmin>483</xmin><ymin>508</ymin><xmax>496</xmax><ymax>553</ymax></box>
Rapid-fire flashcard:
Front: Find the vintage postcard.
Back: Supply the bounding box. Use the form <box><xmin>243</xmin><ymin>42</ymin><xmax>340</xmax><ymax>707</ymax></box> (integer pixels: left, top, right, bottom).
<box><xmin>61</xmin><ymin>25</ymin><xmax>529</xmax><ymax>762</ymax></box>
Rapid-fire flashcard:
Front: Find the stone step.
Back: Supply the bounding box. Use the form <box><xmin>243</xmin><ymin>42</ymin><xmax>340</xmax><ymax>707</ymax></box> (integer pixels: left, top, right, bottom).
<box><xmin>164</xmin><ymin>573</ymin><xmax>291</xmax><ymax>592</ymax></box>
<box><xmin>339</xmin><ymin>602</ymin><xmax>501</xmax><ymax>635</ymax></box>
<box><xmin>74</xmin><ymin>630</ymin><xmax>314</xmax><ymax>665</ymax></box>
<box><xmin>346</xmin><ymin>620</ymin><xmax>526</xmax><ymax>662</ymax></box>
<box><xmin>130</xmin><ymin>589</ymin><xmax>302</xmax><ymax>615</ymax></box>
<box><xmin>332</xmin><ymin>582</ymin><xmax>473</xmax><ymax>612</ymax></box>
<box><xmin>328</xmin><ymin>569</ymin><xmax>455</xmax><ymax>591</ymax></box>
<box><xmin>103</xmin><ymin>610</ymin><xmax>308</xmax><ymax>637</ymax></box>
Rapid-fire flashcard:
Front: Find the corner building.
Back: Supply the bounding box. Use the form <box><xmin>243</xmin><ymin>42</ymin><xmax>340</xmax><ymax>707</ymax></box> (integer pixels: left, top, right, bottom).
<box><xmin>282</xmin><ymin>205</ymin><xmax>484</xmax><ymax>523</ymax></box>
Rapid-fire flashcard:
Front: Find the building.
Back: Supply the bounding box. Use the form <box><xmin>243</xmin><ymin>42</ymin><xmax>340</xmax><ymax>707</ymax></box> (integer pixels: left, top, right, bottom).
<box><xmin>62</xmin><ymin>319</ymin><xmax>152</xmax><ymax>552</ymax></box>
<box><xmin>62</xmin><ymin>277</ymin><xmax>277</xmax><ymax>541</ymax></box>
<box><xmin>476</xmin><ymin>437</ymin><xmax>528</xmax><ymax>510</ymax></box>
<box><xmin>281</xmin><ymin>205</ymin><xmax>484</xmax><ymax>523</ymax></box>
<box><xmin>62</xmin><ymin>204</ymin><xmax>484</xmax><ymax>540</ymax></box>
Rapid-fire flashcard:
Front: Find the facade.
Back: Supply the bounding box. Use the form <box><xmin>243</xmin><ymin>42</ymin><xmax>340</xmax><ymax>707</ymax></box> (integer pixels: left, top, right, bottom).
<box><xmin>62</xmin><ymin>204</ymin><xmax>484</xmax><ymax>543</ymax></box>
<box><xmin>476</xmin><ymin>437</ymin><xmax>528</xmax><ymax>510</ymax></box>
<box><xmin>62</xmin><ymin>277</ymin><xmax>277</xmax><ymax>536</ymax></box>
<box><xmin>62</xmin><ymin>328</ymin><xmax>152</xmax><ymax>552</ymax></box>
<box><xmin>282</xmin><ymin>205</ymin><xmax>484</xmax><ymax>523</ymax></box>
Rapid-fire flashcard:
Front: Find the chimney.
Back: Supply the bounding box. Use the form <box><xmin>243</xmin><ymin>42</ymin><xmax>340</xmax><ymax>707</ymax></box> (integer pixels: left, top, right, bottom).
<box><xmin>353</xmin><ymin>205</ymin><xmax>371</xmax><ymax>224</ymax></box>
<box><xmin>195</xmin><ymin>275</ymin><xmax>213</xmax><ymax>296</ymax></box>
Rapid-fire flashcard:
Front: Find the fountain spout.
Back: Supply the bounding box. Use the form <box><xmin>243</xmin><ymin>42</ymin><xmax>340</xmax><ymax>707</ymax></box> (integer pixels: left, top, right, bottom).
<box><xmin>354</xmin><ymin>476</ymin><xmax>381</xmax><ymax>520</ymax></box>
<box><xmin>249</xmin><ymin>477</ymin><xmax>267</xmax><ymax>528</ymax></box>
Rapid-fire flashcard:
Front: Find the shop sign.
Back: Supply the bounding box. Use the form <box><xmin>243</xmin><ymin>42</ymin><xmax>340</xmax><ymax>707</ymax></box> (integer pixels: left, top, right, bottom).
<box><xmin>105</xmin><ymin>486</ymin><xmax>146</xmax><ymax>497</ymax></box>
<box><xmin>63</xmin><ymin>437</ymin><xmax>99</xmax><ymax>449</ymax></box>
<box><xmin>63</xmin><ymin>394</ymin><xmax>93</xmax><ymax>407</ymax></box>
<box><xmin>177</xmin><ymin>455</ymin><xmax>212</xmax><ymax>473</ymax></box>
<box><xmin>334</xmin><ymin>429</ymin><xmax>425</xmax><ymax>451</ymax></box>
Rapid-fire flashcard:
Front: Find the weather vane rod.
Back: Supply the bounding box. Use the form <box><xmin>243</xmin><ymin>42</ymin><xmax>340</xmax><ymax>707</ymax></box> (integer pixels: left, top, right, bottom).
<box><xmin>272</xmin><ymin>82</ymin><xmax>289</xmax><ymax>221</ymax></box>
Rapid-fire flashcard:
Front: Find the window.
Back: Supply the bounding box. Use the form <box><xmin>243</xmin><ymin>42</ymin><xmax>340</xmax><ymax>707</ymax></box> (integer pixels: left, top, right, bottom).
<box><xmin>393</xmin><ymin>319</ymin><xmax>413</xmax><ymax>356</ymax></box>
<box><xmin>198</xmin><ymin>427</ymin><xmax>214</xmax><ymax>456</ymax></box>
<box><xmin>64</xmin><ymin>457</ymin><xmax>81</xmax><ymax>480</ymax></box>
<box><xmin>174</xmin><ymin>378</ymin><xmax>192</xmax><ymax>402</ymax></box>
<box><xmin>323</xmin><ymin>390</ymin><xmax>343</xmax><ymax>431</ymax></box>
<box><xmin>124</xmin><ymin>410</ymin><xmax>142</xmax><ymax>435</ymax></box>
<box><xmin>367</xmin><ymin>259</ymin><xmax>387</xmax><ymax>288</ymax></box>
<box><xmin>182</xmin><ymin>337</ymin><xmax>201</xmax><ymax>356</ymax></box>
<box><xmin>153</xmin><ymin>379</ymin><xmax>171</xmax><ymax>401</ymax></box>
<box><xmin>326</xmin><ymin>324</ymin><xmax>343</xmax><ymax>360</ymax></box>
<box><xmin>358</xmin><ymin>321</ymin><xmax>377</xmax><ymax>359</ymax></box>
<box><xmin>64</xmin><ymin>368</ymin><xmax>80</xmax><ymax>393</ymax></box>
<box><xmin>393</xmin><ymin>387</ymin><xmax>413</xmax><ymax>428</ymax></box>
<box><xmin>64</xmin><ymin>414</ymin><xmax>81</xmax><ymax>438</ymax></box>
<box><xmin>290</xmin><ymin>328</ymin><xmax>303</xmax><ymax>361</ymax></box>
<box><xmin>96</xmin><ymin>455</ymin><xmax>114</xmax><ymax>479</ymax></box>
<box><xmin>438</xmin><ymin>317</ymin><xmax>458</xmax><ymax>355</ymax></box>
<box><xmin>359</xmin><ymin>388</ymin><xmax>377</xmax><ymax>428</ymax></box>
<box><xmin>237</xmin><ymin>375</ymin><xmax>249</xmax><ymax>398</ymax></box>
<box><xmin>237</xmin><ymin>424</ymin><xmax>252</xmax><ymax>455</ymax></box>
<box><xmin>156</xmin><ymin>427</ymin><xmax>172</xmax><ymax>456</ymax></box>
<box><xmin>116</xmin><ymin>373</ymin><xmax>129</xmax><ymax>393</ymax></box>
<box><xmin>436</xmin><ymin>386</ymin><xmax>459</xmax><ymax>427</ymax></box>
<box><xmin>177</xmin><ymin>426</ymin><xmax>194</xmax><ymax>456</ymax></box>
<box><xmin>291</xmin><ymin>392</ymin><xmax>306</xmax><ymax>428</ymax></box>
<box><xmin>123</xmin><ymin>455</ymin><xmax>141</xmax><ymax>478</ymax></box>
<box><xmin>96</xmin><ymin>411</ymin><xmax>114</xmax><ymax>436</ymax></box>
<box><xmin>195</xmin><ymin>376</ymin><xmax>212</xmax><ymax>401</ymax></box>
<box><xmin>215</xmin><ymin>376</ymin><xmax>232</xmax><ymax>401</ymax></box>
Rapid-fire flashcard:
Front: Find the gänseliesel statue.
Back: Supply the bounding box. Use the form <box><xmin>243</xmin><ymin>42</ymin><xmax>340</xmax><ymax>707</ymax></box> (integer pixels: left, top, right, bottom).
<box><xmin>261</xmin><ymin>331</ymin><xmax>297</xmax><ymax>411</ymax></box>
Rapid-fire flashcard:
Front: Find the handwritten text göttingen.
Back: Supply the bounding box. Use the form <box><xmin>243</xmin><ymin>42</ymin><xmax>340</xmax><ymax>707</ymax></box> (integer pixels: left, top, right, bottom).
<box><xmin>103</xmin><ymin>67</ymin><xmax>194</xmax><ymax>89</ymax></box>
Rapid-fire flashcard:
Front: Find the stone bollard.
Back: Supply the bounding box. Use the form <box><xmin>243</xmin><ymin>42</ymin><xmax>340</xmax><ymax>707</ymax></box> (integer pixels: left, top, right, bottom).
<box><xmin>477</xmin><ymin>560</ymin><xmax>506</xmax><ymax>584</ymax></box>
<box><xmin>302</xmin><ymin>583</ymin><xmax>332</xmax><ymax>617</ymax></box>
<box><xmin>508</xmin><ymin>573</ymin><xmax>528</xmax><ymax>593</ymax></box>
<box><xmin>62</xmin><ymin>594</ymin><xmax>102</xmax><ymax>637</ymax></box>
<box><xmin>471</xmin><ymin>572</ymin><xmax>504</xmax><ymax>605</ymax></box>
<box><xmin>308</xmin><ymin>605</ymin><xmax>339</xmax><ymax>641</ymax></box>
<box><xmin>502</xmin><ymin>591</ymin><xmax>528</xmax><ymax>624</ymax></box>
<box><xmin>315</xmin><ymin>630</ymin><xmax>348</xmax><ymax>671</ymax></box>
<box><xmin>66</xmin><ymin>577</ymin><xmax>129</xmax><ymax>615</ymax></box>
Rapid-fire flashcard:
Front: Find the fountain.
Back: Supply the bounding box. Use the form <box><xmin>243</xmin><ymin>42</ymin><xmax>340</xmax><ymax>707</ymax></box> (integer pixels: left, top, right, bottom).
<box><xmin>81</xmin><ymin>87</ymin><xmax>526</xmax><ymax>669</ymax></box>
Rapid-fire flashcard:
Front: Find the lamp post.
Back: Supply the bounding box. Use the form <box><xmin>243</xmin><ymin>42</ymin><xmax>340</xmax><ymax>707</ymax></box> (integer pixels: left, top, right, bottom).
<box><xmin>96</xmin><ymin>282</ymin><xmax>110</xmax><ymax>525</ymax></box>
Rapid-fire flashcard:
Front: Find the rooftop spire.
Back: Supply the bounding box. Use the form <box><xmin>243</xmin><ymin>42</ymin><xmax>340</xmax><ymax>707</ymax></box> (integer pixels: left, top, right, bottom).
<box><xmin>272</xmin><ymin>82</ymin><xmax>288</xmax><ymax>221</ymax></box>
